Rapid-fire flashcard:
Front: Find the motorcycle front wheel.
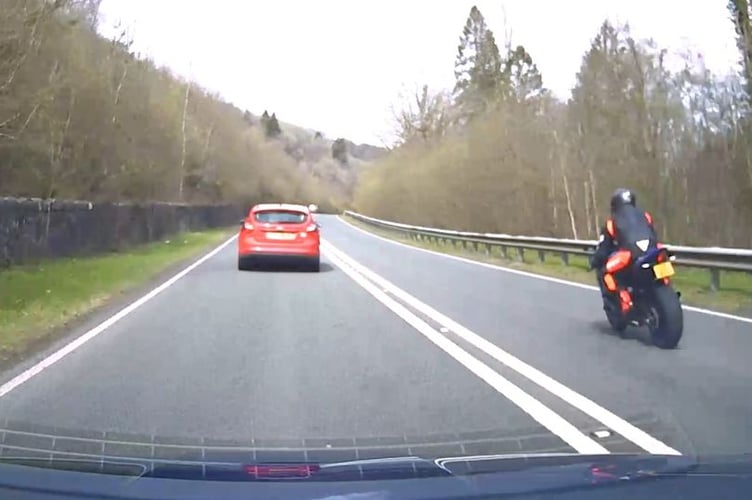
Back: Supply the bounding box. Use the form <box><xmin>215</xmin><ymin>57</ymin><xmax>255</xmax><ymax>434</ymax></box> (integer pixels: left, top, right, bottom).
<box><xmin>604</xmin><ymin>301</ymin><xmax>628</xmax><ymax>336</ymax></box>
<box><xmin>647</xmin><ymin>285</ymin><xmax>684</xmax><ymax>349</ymax></box>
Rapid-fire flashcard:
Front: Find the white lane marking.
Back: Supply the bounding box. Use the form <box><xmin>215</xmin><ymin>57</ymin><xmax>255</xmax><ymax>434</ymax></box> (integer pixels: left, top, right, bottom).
<box><xmin>323</xmin><ymin>240</ymin><xmax>681</xmax><ymax>456</ymax></box>
<box><xmin>0</xmin><ymin>234</ymin><xmax>239</xmax><ymax>398</ymax></box>
<box><xmin>336</xmin><ymin>215</ymin><xmax>752</xmax><ymax>325</ymax></box>
<box><xmin>321</xmin><ymin>245</ymin><xmax>608</xmax><ymax>455</ymax></box>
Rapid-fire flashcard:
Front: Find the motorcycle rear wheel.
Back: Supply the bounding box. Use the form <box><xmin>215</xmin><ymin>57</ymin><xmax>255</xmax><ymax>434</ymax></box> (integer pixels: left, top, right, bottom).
<box><xmin>647</xmin><ymin>285</ymin><xmax>684</xmax><ymax>349</ymax></box>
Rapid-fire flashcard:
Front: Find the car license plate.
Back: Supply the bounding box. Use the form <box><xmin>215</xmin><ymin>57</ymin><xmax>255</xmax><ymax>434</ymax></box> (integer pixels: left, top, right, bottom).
<box><xmin>653</xmin><ymin>261</ymin><xmax>675</xmax><ymax>279</ymax></box>
<box><xmin>266</xmin><ymin>232</ymin><xmax>295</xmax><ymax>240</ymax></box>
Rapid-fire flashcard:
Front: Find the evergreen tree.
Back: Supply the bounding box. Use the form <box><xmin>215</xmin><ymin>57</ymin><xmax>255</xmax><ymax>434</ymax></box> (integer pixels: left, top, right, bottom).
<box><xmin>503</xmin><ymin>45</ymin><xmax>543</xmax><ymax>102</ymax></box>
<box><xmin>332</xmin><ymin>138</ymin><xmax>348</xmax><ymax>165</ymax></box>
<box><xmin>266</xmin><ymin>112</ymin><xmax>282</xmax><ymax>137</ymax></box>
<box><xmin>453</xmin><ymin>6</ymin><xmax>504</xmax><ymax>116</ymax></box>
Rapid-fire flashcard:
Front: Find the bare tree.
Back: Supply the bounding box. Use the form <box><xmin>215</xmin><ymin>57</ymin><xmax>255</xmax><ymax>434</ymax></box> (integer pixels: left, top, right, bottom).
<box><xmin>355</xmin><ymin>13</ymin><xmax>752</xmax><ymax>247</ymax></box>
<box><xmin>392</xmin><ymin>84</ymin><xmax>452</xmax><ymax>145</ymax></box>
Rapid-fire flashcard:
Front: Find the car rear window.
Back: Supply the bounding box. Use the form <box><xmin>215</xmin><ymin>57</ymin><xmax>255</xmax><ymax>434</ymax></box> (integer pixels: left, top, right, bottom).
<box><xmin>254</xmin><ymin>210</ymin><xmax>307</xmax><ymax>224</ymax></box>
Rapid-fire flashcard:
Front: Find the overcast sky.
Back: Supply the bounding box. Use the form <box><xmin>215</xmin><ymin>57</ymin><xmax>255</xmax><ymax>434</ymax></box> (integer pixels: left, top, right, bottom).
<box><xmin>97</xmin><ymin>1</ymin><xmax>740</xmax><ymax>146</ymax></box>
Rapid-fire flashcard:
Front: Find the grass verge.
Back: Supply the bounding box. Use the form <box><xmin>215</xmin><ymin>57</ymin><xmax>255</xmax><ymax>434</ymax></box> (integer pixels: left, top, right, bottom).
<box><xmin>343</xmin><ymin>215</ymin><xmax>752</xmax><ymax>318</ymax></box>
<box><xmin>0</xmin><ymin>228</ymin><xmax>234</xmax><ymax>362</ymax></box>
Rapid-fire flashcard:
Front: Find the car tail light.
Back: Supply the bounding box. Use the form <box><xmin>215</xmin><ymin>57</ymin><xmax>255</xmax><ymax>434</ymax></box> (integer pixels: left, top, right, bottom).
<box><xmin>300</xmin><ymin>224</ymin><xmax>318</xmax><ymax>237</ymax></box>
<box><xmin>243</xmin><ymin>222</ymin><xmax>254</xmax><ymax>231</ymax></box>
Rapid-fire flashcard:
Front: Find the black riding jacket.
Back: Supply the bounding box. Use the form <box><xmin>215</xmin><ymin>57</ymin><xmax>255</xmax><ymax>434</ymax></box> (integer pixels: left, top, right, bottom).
<box><xmin>591</xmin><ymin>204</ymin><xmax>657</xmax><ymax>270</ymax></box>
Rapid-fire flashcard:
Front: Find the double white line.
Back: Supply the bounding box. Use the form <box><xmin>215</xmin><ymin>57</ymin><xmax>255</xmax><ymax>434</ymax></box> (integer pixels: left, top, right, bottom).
<box><xmin>321</xmin><ymin>240</ymin><xmax>680</xmax><ymax>456</ymax></box>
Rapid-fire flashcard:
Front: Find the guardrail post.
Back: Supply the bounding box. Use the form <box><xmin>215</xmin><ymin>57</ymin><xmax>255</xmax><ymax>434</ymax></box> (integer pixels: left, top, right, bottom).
<box><xmin>537</xmin><ymin>250</ymin><xmax>545</xmax><ymax>263</ymax></box>
<box><xmin>518</xmin><ymin>248</ymin><xmax>525</xmax><ymax>262</ymax></box>
<box><xmin>484</xmin><ymin>243</ymin><xmax>491</xmax><ymax>255</ymax></box>
<box><xmin>710</xmin><ymin>269</ymin><xmax>720</xmax><ymax>292</ymax></box>
<box><xmin>501</xmin><ymin>246</ymin><xmax>508</xmax><ymax>259</ymax></box>
<box><xmin>561</xmin><ymin>253</ymin><xmax>569</xmax><ymax>266</ymax></box>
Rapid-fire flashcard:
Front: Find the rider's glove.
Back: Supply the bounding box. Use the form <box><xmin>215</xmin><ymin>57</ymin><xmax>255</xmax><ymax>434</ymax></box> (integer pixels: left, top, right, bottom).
<box><xmin>588</xmin><ymin>254</ymin><xmax>599</xmax><ymax>270</ymax></box>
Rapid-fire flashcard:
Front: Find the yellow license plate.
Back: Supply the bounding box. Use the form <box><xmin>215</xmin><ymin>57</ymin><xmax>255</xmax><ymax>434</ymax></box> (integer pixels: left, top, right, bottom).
<box><xmin>266</xmin><ymin>232</ymin><xmax>295</xmax><ymax>240</ymax></box>
<box><xmin>653</xmin><ymin>261</ymin><xmax>675</xmax><ymax>279</ymax></box>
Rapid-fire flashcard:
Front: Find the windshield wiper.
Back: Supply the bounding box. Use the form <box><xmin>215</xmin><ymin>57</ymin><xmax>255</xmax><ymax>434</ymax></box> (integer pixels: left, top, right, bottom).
<box><xmin>0</xmin><ymin>452</ymin><xmax>697</xmax><ymax>484</ymax></box>
<box><xmin>0</xmin><ymin>457</ymin><xmax>147</xmax><ymax>477</ymax></box>
<box><xmin>0</xmin><ymin>454</ymin><xmax>450</xmax><ymax>482</ymax></box>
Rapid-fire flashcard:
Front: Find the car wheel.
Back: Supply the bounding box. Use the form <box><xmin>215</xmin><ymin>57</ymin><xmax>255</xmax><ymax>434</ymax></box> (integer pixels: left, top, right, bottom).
<box><xmin>238</xmin><ymin>257</ymin><xmax>249</xmax><ymax>271</ymax></box>
<box><xmin>309</xmin><ymin>256</ymin><xmax>320</xmax><ymax>272</ymax></box>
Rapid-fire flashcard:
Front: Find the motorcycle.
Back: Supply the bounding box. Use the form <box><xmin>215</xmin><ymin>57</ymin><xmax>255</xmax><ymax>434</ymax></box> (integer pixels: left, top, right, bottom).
<box><xmin>599</xmin><ymin>245</ymin><xmax>684</xmax><ymax>349</ymax></box>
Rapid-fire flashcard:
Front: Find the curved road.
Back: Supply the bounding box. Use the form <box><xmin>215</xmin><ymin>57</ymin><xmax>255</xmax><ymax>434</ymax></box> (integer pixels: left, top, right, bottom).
<box><xmin>0</xmin><ymin>214</ymin><xmax>749</xmax><ymax>462</ymax></box>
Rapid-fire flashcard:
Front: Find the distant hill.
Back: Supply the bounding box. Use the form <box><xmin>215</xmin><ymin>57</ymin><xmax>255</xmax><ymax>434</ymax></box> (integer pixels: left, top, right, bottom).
<box><xmin>345</xmin><ymin>140</ymin><xmax>388</xmax><ymax>162</ymax></box>
<box><xmin>244</xmin><ymin>111</ymin><xmax>388</xmax><ymax>201</ymax></box>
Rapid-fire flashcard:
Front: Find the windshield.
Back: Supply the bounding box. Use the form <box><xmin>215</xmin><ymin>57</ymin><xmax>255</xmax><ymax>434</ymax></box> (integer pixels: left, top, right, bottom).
<box><xmin>254</xmin><ymin>210</ymin><xmax>307</xmax><ymax>224</ymax></box>
<box><xmin>1</xmin><ymin>1</ymin><xmax>751</xmax><ymax>498</ymax></box>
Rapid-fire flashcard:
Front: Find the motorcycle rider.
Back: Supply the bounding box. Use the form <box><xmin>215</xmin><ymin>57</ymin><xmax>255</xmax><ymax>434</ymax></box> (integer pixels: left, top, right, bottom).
<box><xmin>589</xmin><ymin>188</ymin><xmax>658</xmax><ymax>315</ymax></box>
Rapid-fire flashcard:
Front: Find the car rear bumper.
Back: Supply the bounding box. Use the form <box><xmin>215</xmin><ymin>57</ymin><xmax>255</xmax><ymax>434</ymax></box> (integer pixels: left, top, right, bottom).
<box><xmin>239</xmin><ymin>251</ymin><xmax>319</xmax><ymax>260</ymax></box>
<box><xmin>238</xmin><ymin>245</ymin><xmax>319</xmax><ymax>258</ymax></box>
<box><xmin>238</xmin><ymin>236</ymin><xmax>319</xmax><ymax>256</ymax></box>
<box><xmin>238</xmin><ymin>251</ymin><xmax>319</xmax><ymax>270</ymax></box>
<box><xmin>238</xmin><ymin>239</ymin><xmax>319</xmax><ymax>264</ymax></box>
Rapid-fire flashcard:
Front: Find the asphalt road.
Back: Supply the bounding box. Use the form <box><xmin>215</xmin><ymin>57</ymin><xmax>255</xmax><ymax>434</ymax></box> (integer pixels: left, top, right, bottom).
<box><xmin>0</xmin><ymin>214</ymin><xmax>750</xmax><ymax>461</ymax></box>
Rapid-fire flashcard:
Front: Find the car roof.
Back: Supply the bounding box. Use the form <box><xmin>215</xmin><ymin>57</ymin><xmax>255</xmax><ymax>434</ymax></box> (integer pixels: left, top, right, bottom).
<box><xmin>251</xmin><ymin>203</ymin><xmax>310</xmax><ymax>213</ymax></box>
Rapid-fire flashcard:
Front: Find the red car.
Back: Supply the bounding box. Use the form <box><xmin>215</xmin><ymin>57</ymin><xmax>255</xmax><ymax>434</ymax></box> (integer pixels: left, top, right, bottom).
<box><xmin>238</xmin><ymin>203</ymin><xmax>320</xmax><ymax>272</ymax></box>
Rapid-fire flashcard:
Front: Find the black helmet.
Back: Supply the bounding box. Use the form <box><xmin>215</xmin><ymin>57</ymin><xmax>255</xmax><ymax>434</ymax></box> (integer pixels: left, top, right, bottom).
<box><xmin>610</xmin><ymin>188</ymin><xmax>636</xmax><ymax>212</ymax></box>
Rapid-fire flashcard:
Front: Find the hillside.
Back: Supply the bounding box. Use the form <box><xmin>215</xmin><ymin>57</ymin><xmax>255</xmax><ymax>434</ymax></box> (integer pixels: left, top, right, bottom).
<box><xmin>0</xmin><ymin>0</ymin><xmax>384</xmax><ymax>213</ymax></box>
<box><xmin>243</xmin><ymin>112</ymin><xmax>388</xmax><ymax>201</ymax></box>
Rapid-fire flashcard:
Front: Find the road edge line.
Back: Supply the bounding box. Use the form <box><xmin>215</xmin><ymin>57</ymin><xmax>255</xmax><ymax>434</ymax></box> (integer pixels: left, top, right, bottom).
<box><xmin>336</xmin><ymin>215</ymin><xmax>752</xmax><ymax>325</ymax></box>
<box><xmin>0</xmin><ymin>234</ymin><xmax>239</xmax><ymax>398</ymax></box>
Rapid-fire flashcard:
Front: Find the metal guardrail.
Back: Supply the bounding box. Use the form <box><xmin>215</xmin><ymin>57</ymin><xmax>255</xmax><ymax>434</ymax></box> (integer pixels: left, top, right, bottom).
<box><xmin>344</xmin><ymin>211</ymin><xmax>752</xmax><ymax>291</ymax></box>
